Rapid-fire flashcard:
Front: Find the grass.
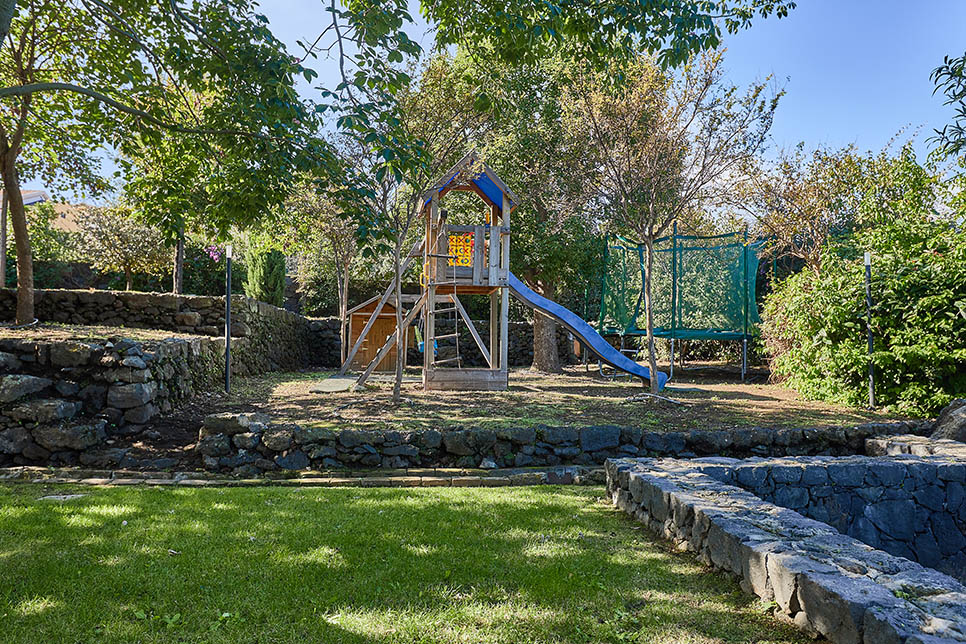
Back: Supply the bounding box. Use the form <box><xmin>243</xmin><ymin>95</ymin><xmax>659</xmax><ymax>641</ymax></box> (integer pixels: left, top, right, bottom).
<box><xmin>0</xmin><ymin>484</ymin><xmax>808</xmax><ymax>643</ymax></box>
<box><xmin>220</xmin><ymin>365</ymin><xmax>902</xmax><ymax>433</ymax></box>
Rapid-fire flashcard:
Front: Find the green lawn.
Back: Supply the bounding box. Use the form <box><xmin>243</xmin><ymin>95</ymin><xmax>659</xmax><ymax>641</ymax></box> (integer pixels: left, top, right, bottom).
<box><xmin>0</xmin><ymin>484</ymin><xmax>806</xmax><ymax>644</ymax></box>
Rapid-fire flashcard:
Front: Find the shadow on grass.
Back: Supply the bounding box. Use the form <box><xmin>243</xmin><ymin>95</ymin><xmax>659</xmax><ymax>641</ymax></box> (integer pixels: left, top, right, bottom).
<box><xmin>0</xmin><ymin>485</ymin><xmax>809</xmax><ymax>643</ymax></box>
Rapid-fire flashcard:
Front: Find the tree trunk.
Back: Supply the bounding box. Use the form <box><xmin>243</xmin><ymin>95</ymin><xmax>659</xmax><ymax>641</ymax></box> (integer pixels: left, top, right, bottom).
<box><xmin>391</xmin><ymin>240</ymin><xmax>404</xmax><ymax>405</ymax></box>
<box><xmin>643</xmin><ymin>238</ymin><xmax>660</xmax><ymax>393</ymax></box>
<box><xmin>172</xmin><ymin>228</ymin><xmax>184</xmax><ymax>294</ymax></box>
<box><xmin>125</xmin><ymin>268</ymin><xmax>133</xmax><ymax>291</ymax></box>
<box><xmin>0</xmin><ymin>153</ymin><xmax>33</xmax><ymax>324</ymax></box>
<box><xmin>338</xmin><ymin>266</ymin><xmax>350</xmax><ymax>364</ymax></box>
<box><xmin>531</xmin><ymin>282</ymin><xmax>561</xmax><ymax>373</ymax></box>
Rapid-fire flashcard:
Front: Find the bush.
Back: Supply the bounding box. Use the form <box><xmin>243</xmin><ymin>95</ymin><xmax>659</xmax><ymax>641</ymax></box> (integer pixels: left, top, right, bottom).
<box><xmin>244</xmin><ymin>249</ymin><xmax>285</xmax><ymax>306</ymax></box>
<box><xmin>182</xmin><ymin>240</ymin><xmax>246</xmax><ymax>296</ymax></box>
<box><xmin>762</xmin><ymin>216</ymin><xmax>966</xmax><ymax>417</ymax></box>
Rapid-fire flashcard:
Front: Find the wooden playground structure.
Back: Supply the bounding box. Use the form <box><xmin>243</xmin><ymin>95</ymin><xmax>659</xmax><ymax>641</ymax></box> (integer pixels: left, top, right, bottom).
<box><xmin>338</xmin><ymin>152</ymin><xmax>517</xmax><ymax>391</ymax></box>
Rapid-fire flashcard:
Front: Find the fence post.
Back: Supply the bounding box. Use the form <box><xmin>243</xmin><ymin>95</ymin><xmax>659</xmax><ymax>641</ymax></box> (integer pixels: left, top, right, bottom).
<box><xmin>864</xmin><ymin>251</ymin><xmax>875</xmax><ymax>408</ymax></box>
<box><xmin>225</xmin><ymin>244</ymin><xmax>232</xmax><ymax>394</ymax></box>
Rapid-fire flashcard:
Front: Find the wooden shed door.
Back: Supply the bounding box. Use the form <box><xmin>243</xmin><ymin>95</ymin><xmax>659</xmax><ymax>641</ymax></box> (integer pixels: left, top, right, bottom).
<box><xmin>351</xmin><ymin>315</ymin><xmax>399</xmax><ymax>372</ymax></box>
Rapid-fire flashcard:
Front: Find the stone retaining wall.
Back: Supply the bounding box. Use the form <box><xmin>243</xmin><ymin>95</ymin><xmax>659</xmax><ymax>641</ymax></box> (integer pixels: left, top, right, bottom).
<box><xmin>191</xmin><ymin>415</ymin><xmax>925</xmax><ymax>476</ymax></box>
<box><xmin>867</xmin><ymin>434</ymin><xmax>966</xmax><ymax>460</ymax></box>
<box><xmin>701</xmin><ymin>456</ymin><xmax>966</xmax><ymax>583</ymax></box>
<box><xmin>0</xmin><ymin>336</ymin><xmax>223</xmax><ymax>467</ymax></box>
<box><xmin>606</xmin><ymin>457</ymin><xmax>966</xmax><ymax>644</ymax></box>
<box><xmin>0</xmin><ymin>289</ymin><xmax>342</xmax><ymax>372</ymax></box>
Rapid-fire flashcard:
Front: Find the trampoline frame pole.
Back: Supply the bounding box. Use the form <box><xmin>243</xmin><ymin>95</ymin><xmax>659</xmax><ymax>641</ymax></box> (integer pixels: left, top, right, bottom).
<box><xmin>741</xmin><ymin>227</ymin><xmax>749</xmax><ymax>382</ymax></box>
<box><xmin>670</xmin><ymin>221</ymin><xmax>677</xmax><ymax>381</ymax></box>
<box><xmin>865</xmin><ymin>251</ymin><xmax>875</xmax><ymax>408</ymax></box>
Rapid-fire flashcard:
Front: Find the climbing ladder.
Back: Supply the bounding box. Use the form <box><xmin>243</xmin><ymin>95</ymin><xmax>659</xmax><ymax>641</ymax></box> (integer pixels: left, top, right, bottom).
<box><xmin>429</xmin><ymin>233</ymin><xmax>463</xmax><ymax>369</ymax></box>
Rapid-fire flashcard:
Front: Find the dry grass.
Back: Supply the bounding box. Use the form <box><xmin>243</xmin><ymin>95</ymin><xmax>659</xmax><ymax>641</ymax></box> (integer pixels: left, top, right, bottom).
<box><xmin>224</xmin><ymin>365</ymin><xmax>902</xmax><ymax>432</ymax></box>
<box><xmin>0</xmin><ymin>322</ymin><xmax>206</xmax><ymax>344</ymax></box>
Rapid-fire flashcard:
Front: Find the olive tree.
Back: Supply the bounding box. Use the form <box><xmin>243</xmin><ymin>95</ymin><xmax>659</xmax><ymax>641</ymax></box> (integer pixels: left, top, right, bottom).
<box><xmin>77</xmin><ymin>205</ymin><xmax>170</xmax><ymax>290</ymax></box>
<box><xmin>564</xmin><ymin>53</ymin><xmax>780</xmax><ymax>391</ymax></box>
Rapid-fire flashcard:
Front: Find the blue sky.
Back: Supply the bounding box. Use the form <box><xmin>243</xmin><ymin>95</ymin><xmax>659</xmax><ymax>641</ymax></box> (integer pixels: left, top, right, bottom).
<box><xmin>259</xmin><ymin>0</ymin><xmax>965</xmax><ymax>158</ymax></box>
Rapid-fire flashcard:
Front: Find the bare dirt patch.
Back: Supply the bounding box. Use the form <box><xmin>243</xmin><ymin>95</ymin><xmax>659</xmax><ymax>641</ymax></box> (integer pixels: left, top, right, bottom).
<box><xmin>0</xmin><ymin>322</ymin><xmax>206</xmax><ymax>344</ymax></box>
<box><xmin>214</xmin><ymin>364</ymin><xmax>901</xmax><ymax>433</ymax></box>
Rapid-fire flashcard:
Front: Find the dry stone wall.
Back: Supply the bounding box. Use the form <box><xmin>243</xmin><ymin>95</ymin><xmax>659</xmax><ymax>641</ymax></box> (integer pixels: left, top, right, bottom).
<box><xmin>0</xmin><ymin>289</ymin><xmax>342</xmax><ymax>372</ymax></box>
<box><xmin>0</xmin><ymin>336</ymin><xmax>222</xmax><ymax>467</ymax></box>
<box><xmin>606</xmin><ymin>457</ymin><xmax>966</xmax><ymax>644</ymax></box>
<box><xmin>192</xmin><ymin>416</ymin><xmax>924</xmax><ymax>475</ymax></box>
<box><xmin>706</xmin><ymin>456</ymin><xmax>966</xmax><ymax>584</ymax></box>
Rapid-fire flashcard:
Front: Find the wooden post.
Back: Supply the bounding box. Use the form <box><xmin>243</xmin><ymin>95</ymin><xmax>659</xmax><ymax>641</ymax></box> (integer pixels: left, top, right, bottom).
<box><xmin>499</xmin><ymin>194</ymin><xmax>510</xmax><ymax>375</ymax></box>
<box><xmin>489</xmin><ymin>292</ymin><xmax>499</xmax><ymax>369</ymax></box>
<box><xmin>423</xmin><ymin>195</ymin><xmax>439</xmax><ymax>384</ymax></box>
<box><xmin>488</xmin><ymin>203</ymin><xmax>499</xmax><ymax>286</ymax></box>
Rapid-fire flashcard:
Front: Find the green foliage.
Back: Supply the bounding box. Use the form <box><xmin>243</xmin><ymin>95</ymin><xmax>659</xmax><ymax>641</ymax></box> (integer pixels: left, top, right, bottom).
<box><xmin>931</xmin><ymin>51</ymin><xmax>966</xmax><ymax>157</ymax></box>
<box><xmin>182</xmin><ymin>239</ymin><xmax>246</xmax><ymax>297</ymax></box>
<box><xmin>76</xmin><ymin>205</ymin><xmax>171</xmax><ymax>290</ymax></box>
<box><xmin>244</xmin><ymin>248</ymin><xmax>285</xmax><ymax>306</ymax></box>
<box><xmin>762</xmin><ymin>148</ymin><xmax>966</xmax><ymax>416</ymax></box>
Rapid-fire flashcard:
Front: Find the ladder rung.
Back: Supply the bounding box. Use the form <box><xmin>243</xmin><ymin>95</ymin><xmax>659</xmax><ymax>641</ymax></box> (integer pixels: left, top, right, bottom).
<box><xmin>433</xmin><ymin>307</ymin><xmax>457</xmax><ymax>314</ymax></box>
<box><xmin>427</xmin><ymin>253</ymin><xmax>456</xmax><ymax>258</ymax></box>
<box><xmin>433</xmin><ymin>357</ymin><xmax>461</xmax><ymax>365</ymax></box>
<box><xmin>435</xmin><ymin>332</ymin><xmax>459</xmax><ymax>339</ymax></box>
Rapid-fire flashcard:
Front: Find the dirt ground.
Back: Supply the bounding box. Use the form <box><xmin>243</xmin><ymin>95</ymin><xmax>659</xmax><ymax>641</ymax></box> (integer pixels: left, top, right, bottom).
<box><xmin>0</xmin><ymin>323</ymin><xmax>204</xmax><ymax>344</ymax></box>
<box><xmin>208</xmin><ymin>364</ymin><xmax>901</xmax><ymax>434</ymax></box>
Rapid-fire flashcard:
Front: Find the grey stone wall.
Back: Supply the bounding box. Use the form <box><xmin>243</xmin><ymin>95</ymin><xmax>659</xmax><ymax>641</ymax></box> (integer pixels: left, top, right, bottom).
<box><xmin>192</xmin><ymin>416</ymin><xmax>925</xmax><ymax>476</ymax></box>
<box><xmin>606</xmin><ymin>457</ymin><xmax>966</xmax><ymax>644</ymax></box>
<box><xmin>0</xmin><ymin>336</ymin><xmax>223</xmax><ymax>466</ymax></box>
<box><xmin>710</xmin><ymin>456</ymin><xmax>966</xmax><ymax>583</ymax></box>
<box><xmin>0</xmin><ymin>289</ymin><xmax>343</xmax><ymax>372</ymax></box>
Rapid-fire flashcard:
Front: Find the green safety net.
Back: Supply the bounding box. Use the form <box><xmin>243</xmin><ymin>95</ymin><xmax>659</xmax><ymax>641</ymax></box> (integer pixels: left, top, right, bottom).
<box><xmin>599</xmin><ymin>231</ymin><xmax>763</xmax><ymax>340</ymax></box>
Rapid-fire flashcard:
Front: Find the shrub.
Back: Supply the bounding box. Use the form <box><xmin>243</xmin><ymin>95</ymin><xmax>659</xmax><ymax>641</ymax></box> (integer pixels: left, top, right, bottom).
<box><xmin>244</xmin><ymin>248</ymin><xmax>285</xmax><ymax>306</ymax></box>
<box><xmin>762</xmin><ymin>216</ymin><xmax>966</xmax><ymax>417</ymax></box>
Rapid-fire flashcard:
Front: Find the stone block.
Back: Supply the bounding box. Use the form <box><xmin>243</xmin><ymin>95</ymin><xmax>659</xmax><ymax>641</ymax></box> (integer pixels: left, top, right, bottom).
<box><xmin>275</xmin><ymin>450</ymin><xmax>309</xmax><ymax>470</ymax></box>
<box><xmin>32</xmin><ymin>421</ymin><xmax>106</xmax><ymax>451</ymax></box>
<box><xmin>9</xmin><ymin>398</ymin><xmax>81</xmax><ymax>423</ymax></box>
<box><xmin>261</xmin><ymin>426</ymin><xmax>293</xmax><ymax>452</ymax></box>
<box><xmin>540</xmin><ymin>426</ymin><xmax>578</xmax><ymax>444</ymax></box>
<box><xmin>0</xmin><ymin>426</ymin><xmax>32</xmax><ymax>454</ymax></box>
<box><xmin>107</xmin><ymin>382</ymin><xmax>157</xmax><ymax>409</ymax></box>
<box><xmin>579</xmin><ymin>426</ymin><xmax>621</xmax><ymax>452</ymax></box>
<box><xmin>0</xmin><ymin>374</ymin><xmax>52</xmax><ymax>403</ymax></box>
<box><xmin>49</xmin><ymin>342</ymin><xmax>94</xmax><ymax>367</ymax></box>
<box><xmin>123</xmin><ymin>404</ymin><xmax>158</xmax><ymax>425</ymax></box>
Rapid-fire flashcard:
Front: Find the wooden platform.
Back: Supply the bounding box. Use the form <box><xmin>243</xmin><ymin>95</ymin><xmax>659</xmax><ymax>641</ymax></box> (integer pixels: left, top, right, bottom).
<box><xmin>424</xmin><ymin>368</ymin><xmax>508</xmax><ymax>391</ymax></box>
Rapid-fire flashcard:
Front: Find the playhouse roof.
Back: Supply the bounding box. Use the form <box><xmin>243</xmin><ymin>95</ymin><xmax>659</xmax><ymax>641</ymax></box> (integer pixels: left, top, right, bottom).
<box><xmin>423</xmin><ymin>151</ymin><xmax>519</xmax><ymax>214</ymax></box>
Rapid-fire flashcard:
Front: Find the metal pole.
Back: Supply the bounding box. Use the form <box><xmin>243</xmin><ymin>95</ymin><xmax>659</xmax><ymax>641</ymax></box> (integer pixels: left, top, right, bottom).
<box><xmin>864</xmin><ymin>251</ymin><xmax>875</xmax><ymax>408</ymax></box>
<box><xmin>742</xmin><ymin>226</ymin><xmax>749</xmax><ymax>382</ymax></box>
<box><xmin>225</xmin><ymin>244</ymin><xmax>233</xmax><ymax>393</ymax></box>
<box><xmin>670</xmin><ymin>221</ymin><xmax>677</xmax><ymax>380</ymax></box>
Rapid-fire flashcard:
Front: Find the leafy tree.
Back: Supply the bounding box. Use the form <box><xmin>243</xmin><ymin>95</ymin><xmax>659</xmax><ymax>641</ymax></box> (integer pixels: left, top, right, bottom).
<box><xmin>244</xmin><ymin>247</ymin><xmax>286</xmax><ymax>307</ymax></box>
<box><xmin>563</xmin><ymin>53</ymin><xmax>780</xmax><ymax>391</ymax></box>
<box><xmin>339</xmin><ymin>54</ymin><xmax>492</xmax><ymax>403</ymax></box>
<box><xmin>480</xmin><ymin>57</ymin><xmax>603</xmax><ymax>372</ymax></box>
<box><xmin>762</xmin><ymin>145</ymin><xmax>964</xmax><ymax>416</ymax></box>
<box><xmin>76</xmin><ymin>205</ymin><xmax>170</xmax><ymax>290</ymax></box>
<box><xmin>285</xmin><ymin>181</ymin><xmax>361</xmax><ymax>363</ymax></box>
<box><xmin>932</xmin><ymin>52</ymin><xmax>966</xmax><ymax>157</ymax></box>
<box><xmin>734</xmin><ymin>144</ymin><xmax>865</xmax><ymax>274</ymax></box>
<box><xmin>0</xmin><ymin>1</ymin><xmax>322</xmax><ymax>323</ymax></box>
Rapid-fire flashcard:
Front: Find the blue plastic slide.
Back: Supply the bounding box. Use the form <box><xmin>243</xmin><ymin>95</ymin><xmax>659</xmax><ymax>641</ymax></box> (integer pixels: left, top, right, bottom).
<box><xmin>508</xmin><ymin>272</ymin><xmax>669</xmax><ymax>390</ymax></box>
